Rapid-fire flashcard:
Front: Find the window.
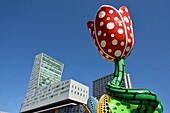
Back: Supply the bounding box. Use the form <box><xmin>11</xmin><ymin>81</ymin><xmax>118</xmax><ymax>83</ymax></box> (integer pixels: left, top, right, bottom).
<box><xmin>65</xmin><ymin>81</ymin><xmax>69</xmax><ymax>84</ymax></box>
<box><xmin>54</xmin><ymin>93</ymin><xmax>58</xmax><ymax>97</ymax></box>
<box><xmin>56</xmin><ymin>85</ymin><xmax>60</xmax><ymax>88</ymax></box>
<box><xmin>46</xmin><ymin>92</ymin><xmax>52</xmax><ymax>96</ymax></box>
<box><xmin>61</xmin><ymin>87</ymin><xmax>64</xmax><ymax>90</ymax></box>
<box><xmin>60</xmin><ymin>89</ymin><xmax>69</xmax><ymax>94</ymax></box>
<box><xmin>53</xmin><ymin>89</ymin><xmax>60</xmax><ymax>93</ymax></box>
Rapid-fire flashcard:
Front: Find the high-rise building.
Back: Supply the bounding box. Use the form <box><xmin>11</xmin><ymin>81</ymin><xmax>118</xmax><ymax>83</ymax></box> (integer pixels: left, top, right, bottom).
<box><xmin>30</xmin><ymin>53</ymin><xmax>64</xmax><ymax>88</ymax></box>
<box><xmin>92</xmin><ymin>73</ymin><xmax>132</xmax><ymax>100</ymax></box>
<box><xmin>20</xmin><ymin>53</ymin><xmax>89</xmax><ymax>113</ymax></box>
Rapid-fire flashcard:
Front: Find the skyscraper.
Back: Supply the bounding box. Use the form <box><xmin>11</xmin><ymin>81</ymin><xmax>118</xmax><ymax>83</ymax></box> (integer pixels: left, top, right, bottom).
<box><xmin>20</xmin><ymin>53</ymin><xmax>89</xmax><ymax>113</ymax></box>
<box><xmin>31</xmin><ymin>53</ymin><xmax>64</xmax><ymax>88</ymax></box>
<box><xmin>92</xmin><ymin>73</ymin><xmax>132</xmax><ymax>100</ymax></box>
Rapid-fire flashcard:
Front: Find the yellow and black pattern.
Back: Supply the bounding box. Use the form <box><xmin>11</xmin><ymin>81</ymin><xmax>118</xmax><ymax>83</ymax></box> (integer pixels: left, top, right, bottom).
<box><xmin>96</xmin><ymin>94</ymin><xmax>111</xmax><ymax>113</ymax></box>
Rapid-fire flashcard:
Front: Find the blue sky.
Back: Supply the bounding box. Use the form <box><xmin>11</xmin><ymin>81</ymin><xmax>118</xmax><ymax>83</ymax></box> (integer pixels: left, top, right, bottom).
<box><xmin>0</xmin><ymin>0</ymin><xmax>169</xmax><ymax>113</ymax></box>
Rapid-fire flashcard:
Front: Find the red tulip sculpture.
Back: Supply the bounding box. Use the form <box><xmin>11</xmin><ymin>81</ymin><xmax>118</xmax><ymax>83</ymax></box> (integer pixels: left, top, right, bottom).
<box><xmin>87</xmin><ymin>5</ymin><xmax>163</xmax><ymax>113</ymax></box>
<box><xmin>87</xmin><ymin>5</ymin><xmax>134</xmax><ymax>61</ymax></box>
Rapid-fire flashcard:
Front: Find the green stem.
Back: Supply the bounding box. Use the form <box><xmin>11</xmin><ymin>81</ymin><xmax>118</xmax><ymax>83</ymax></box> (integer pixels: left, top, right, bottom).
<box><xmin>110</xmin><ymin>58</ymin><xmax>125</xmax><ymax>87</ymax></box>
<box><xmin>106</xmin><ymin>58</ymin><xmax>163</xmax><ymax>113</ymax></box>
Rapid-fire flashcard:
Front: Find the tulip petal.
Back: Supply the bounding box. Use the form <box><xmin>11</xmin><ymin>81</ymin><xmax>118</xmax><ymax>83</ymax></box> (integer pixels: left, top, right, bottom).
<box><xmin>119</xmin><ymin>6</ymin><xmax>134</xmax><ymax>58</ymax></box>
<box><xmin>94</xmin><ymin>5</ymin><xmax>127</xmax><ymax>60</ymax></box>
<box><xmin>87</xmin><ymin>21</ymin><xmax>114</xmax><ymax>61</ymax></box>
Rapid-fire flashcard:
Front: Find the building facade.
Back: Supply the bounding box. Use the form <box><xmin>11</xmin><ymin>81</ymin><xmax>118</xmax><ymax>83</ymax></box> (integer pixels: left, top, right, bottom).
<box><xmin>20</xmin><ymin>53</ymin><xmax>89</xmax><ymax>113</ymax></box>
<box><xmin>34</xmin><ymin>53</ymin><xmax>64</xmax><ymax>87</ymax></box>
<box><xmin>21</xmin><ymin>79</ymin><xmax>89</xmax><ymax>113</ymax></box>
<box><xmin>92</xmin><ymin>73</ymin><xmax>132</xmax><ymax>100</ymax></box>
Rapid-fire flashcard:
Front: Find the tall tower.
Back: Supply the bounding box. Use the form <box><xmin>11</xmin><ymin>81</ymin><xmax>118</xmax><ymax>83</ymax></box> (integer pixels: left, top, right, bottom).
<box><xmin>32</xmin><ymin>53</ymin><xmax>64</xmax><ymax>87</ymax></box>
<box><xmin>21</xmin><ymin>53</ymin><xmax>64</xmax><ymax>112</ymax></box>
<box><xmin>25</xmin><ymin>53</ymin><xmax>64</xmax><ymax>99</ymax></box>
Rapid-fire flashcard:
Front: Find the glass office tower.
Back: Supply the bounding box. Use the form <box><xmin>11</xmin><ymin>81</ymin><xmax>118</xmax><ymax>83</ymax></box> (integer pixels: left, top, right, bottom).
<box><xmin>28</xmin><ymin>53</ymin><xmax>64</xmax><ymax>89</ymax></box>
<box><xmin>21</xmin><ymin>53</ymin><xmax>64</xmax><ymax>111</ymax></box>
<box><xmin>38</xmin><ymin>53</ymin><xmax>64</xmax><ymax>86</ymax></box>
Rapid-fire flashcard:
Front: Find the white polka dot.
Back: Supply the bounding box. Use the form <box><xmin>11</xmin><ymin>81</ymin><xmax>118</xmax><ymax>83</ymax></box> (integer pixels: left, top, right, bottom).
<box><xmin>99</xmin><ymin>11</ymin><xmax>106</xmax><ymax>18</ymax></box>
<box><xmin>111</xmin><ymin>34</ymin><xmax>114</xmax><ymax>37</ymax></box>
<box><xmin>89</xmin><ymin>28</ymin><xmax>91</xmax><ymax>34</ymax></box>
<box><xmin>108</xmin><ymin>49</ymin><xmax>112</xmax><ymax>53</ymax></box>
<box><xmin>118</xmin><ymin>29</ymin><xmax>124</xmax><ymax>34</ymax></box>
<box><xmin>125</xmin><ymin>8</ymin><xmax>128</xmax><ymax>12</ymax></box>
<box><xmin>119</xmin><ymin>9</ymin><xmax>123</xmax><ymax>13</ymax></box>
<box><xmin>107</xmin><ymin>17</ymin><xmax>110</xmax><ymax>20</ymax></box>
<box><xmin>100</xmin><ymin>21</ymin><xmax>104</xmax><ymax>26</ymax></box>
<box><xmin>109</xmin><ymin>10</ymin><xmax>114</xmax><ymax>14</ymax></box>
<box><xmin>120</xmin><ymin>42</ymin><xmax>124</xmax><ymax>46</ymax></box>
<box><xmin>103</xmin><ymin>33</ymin><xmax>106</xmax><ymax>37</ymax></box>
<box><xmin>112</xmin><ymin>39</ymin><xmax>118</xmax><ymax>45</ymax></box>
<box><xmin>130</xmin><ymin>33</ymin><xmax>133</xmax><ymax>37</ymax></box>
<box><xmin>128</xmin><ymin>16</ymin><xmax>130</xmax><ymax>19</ymax></box>
<box><xmin>100</xmin><ymin>50</ymin><xmax>103</xmax><ymax>55</ymax></box>
<box><xmin>101</xmin><ymin>40</ymin><xmax>106</xmax><ymax>47</ymax></box>
<box><xmin>98</xmin><ymin>30</ymin><xmax>102</xmax><ymax>36</ymax></box>
<box><xmin>114</xmin><ymin>17</ymin><xmax>118</xmax><ymax>21</ymax></box>
<box><xmin>106</xmin><ymin>55</ymin><xmax>109</xmax><ymax>58</ymax></box>
<box><xmin>93</xmin><ymin>31</ymin><xmax>95</xmax><ymax>35</ymax></box>
<box><xmin>118</xmin><ymin>23</ymin><xmax>122</xmax><ymax>26</ymax></box>
<box><xmin>124</xmin><ymin>16</ymin><xmax>129</xmax><ymax>23</ymax></box>
<box><xmin>91</xmin><ymin>24</ymin><xmax>93</xmax><ymax>27</ymax></box>
<box><xmin>107</xmin><ymin>22</ymin><xmax>115</xmax><ymax>29</ymax></box>
<box><xmin>128</xmin><ymin>38</ymin><xmax>131</xmax><ymax>43</ymax></box>
<box><xmin>115</xmin><ymin>50</ymin><xmax>122</xmax><ymax>57</ymax></box>
<box><xmin>127</xmin><ymin>26</ymin><xmax>130</xmax><ymax>30</ymax></box>
<box><xmin>126</xmin><ymin>46</ymin><xmax>130</xmax><ymax>52</ymax></box>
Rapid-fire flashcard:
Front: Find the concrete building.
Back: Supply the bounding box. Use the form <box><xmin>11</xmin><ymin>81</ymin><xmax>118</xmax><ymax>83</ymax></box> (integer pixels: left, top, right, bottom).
<box><xmin>20</xmin><ymin>79</ymin><xmax>89</xmax><ymax>113</ymax></box>
<box><xmin>92</xmin><ymin>73</ymin><xmax>132</xmax><ymax>100</ymax></box>
<box><xmin>20</xmin><ymin>53</ymin><xmax>89</xmax><ymax>113</ymax></box>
